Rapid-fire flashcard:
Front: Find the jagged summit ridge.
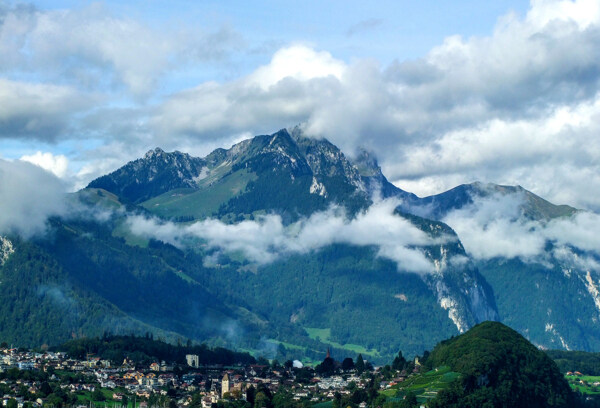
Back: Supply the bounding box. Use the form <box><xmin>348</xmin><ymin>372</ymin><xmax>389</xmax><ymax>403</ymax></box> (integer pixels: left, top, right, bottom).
<box><xmin>87</xmin><ymin>146</ymin><xmax>207</xmax><ymax>204</ymax></box>
<box><xmin>87</xmin><ymin>128</ymin><xmax>410</xmax><ymax>213</ymax></box>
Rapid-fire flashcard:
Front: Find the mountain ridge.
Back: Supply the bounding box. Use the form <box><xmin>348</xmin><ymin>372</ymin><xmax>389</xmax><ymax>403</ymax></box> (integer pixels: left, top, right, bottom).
<box><xmin>0</xmin><ymin>127</ymin><xmax>597</xmax><ymax>362</ymax></box>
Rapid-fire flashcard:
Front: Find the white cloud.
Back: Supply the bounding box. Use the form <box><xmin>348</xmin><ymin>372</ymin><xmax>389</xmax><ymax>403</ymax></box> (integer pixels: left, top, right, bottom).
<box><xmin>126</xmin><ymin>199</ymin><xmax>445</xmax><ymax>274</ymax></box>
<box><xmin>150</xmin><ymin>0</ymin><xmax>600</xmax><ymax>211</ymax></box>
<box><xmin>442</xmin><ymin>192</ymin><xmax>600</xmax><ymax>267</ymax></box>
<box><xmin>442</xmin><ymin>194</ymin><xmax>547</xmax><ymax>260</ymax></box>
<box><xmin>20</xmin><ymin>151</ymin><xmax>69</xmax><ymax>178</ymax></box>
<box><xmin>545</xmin><ymin>211</ymin><xmax>600</xmax><ymax>252</ymax></box>
<box><xmin>0</xmin><ymin>78</ymin><xmax>90</xmax><ymax>140</ymax></box>
<box><xmin>527</xmin><ymin>0</ymin><xmax>600</xmax><ymax>29</ymax></box>
<box><xmin>0</xmin><ymin>159</ymin><xmax>67</xmax><ymax>237</ymax></box>
<box><xmin>247</xmin><ymin>45</ymin><xmax>346</xmax><ymax>89</ymax></box>
<box><xmin>3</xmin><ymin>0</ymin><xmax>600</xmax><ymax>214</ymax></box>
<box><xmin>0</xmin><ymin>3</ymin><xmax>242</xmax><ymax>96</ymax></box>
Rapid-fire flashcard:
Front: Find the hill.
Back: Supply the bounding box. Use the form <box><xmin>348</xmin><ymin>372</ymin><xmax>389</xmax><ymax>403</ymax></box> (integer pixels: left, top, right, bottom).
<box><xmin>426</xmin><ymin>321</ymin><xmax>576</xmax><ymax>407</ymax></box>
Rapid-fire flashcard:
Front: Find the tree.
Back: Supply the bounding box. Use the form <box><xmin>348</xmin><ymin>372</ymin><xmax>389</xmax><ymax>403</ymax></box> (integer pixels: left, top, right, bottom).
<box><xmin>92</xmin><ymin>387</ymin><xmax>106</xmax><ymax>402</ymax></box>
<box><xmin>392</xmin><ymin>351</ymin><xmax>407</xmax><ymax>371</ymax></box>
<box><xmin>40</xmin><ymin>381</ymin><xmax>52</xmax><ymax>397</ymax></box>
<box><xmin>6</xmin><ymin>399</ymin><xmax>17</xmax><ymax>408</ymax></box>
<box><xmin>341</xmin><ymin>357</ymin><xmax>355</xmax><ymax>371</ymax></box>
<box><xmin>254</xmin><ymin>391</ymin><xmax>270</xmax><ymax>408</ymax></box>
<box><xmin>316</xmin><ymin>357</ymin><xmax>335</xmax><ymax>377</ymax></box>
<box><xmin>246</xmin><ymin>385</ymin><xmax>256</xmax><ymax>407</ymax></box>
<box><xmin>400</xmin><ymin>391</ymin><xmax>417</xmax><ymax>408</ymax></box>
<box><xmin>332</xmin><ymin>392</ymin><xmax>342</xmax><ymax>408</ymax></box>
<box><xmin>356</xmin><ymin>354</ymin><xmax>365</xmax><ymax>374</ymax></box>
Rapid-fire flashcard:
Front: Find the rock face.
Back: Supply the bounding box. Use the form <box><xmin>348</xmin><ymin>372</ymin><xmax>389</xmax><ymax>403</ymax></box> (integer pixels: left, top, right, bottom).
<box><xmin>88</xmin><ymin>148</ymin><xmax>208</xmax><ymax>204</ymax></box>
<box><xmin>0</xmin><ymin>236</ymin><xmax>14</xmax><ymax>266</ymax></box>
<box><xmin>413</xmin><ymin>181</ymin><xmax>600</xmax><ymax>351</ymax></box>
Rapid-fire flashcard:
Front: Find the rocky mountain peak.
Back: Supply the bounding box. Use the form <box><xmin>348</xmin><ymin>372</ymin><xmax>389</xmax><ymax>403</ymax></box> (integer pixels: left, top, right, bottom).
<box><xmin>87</xmin><ymin>147</ymin><xmax>207</xmax><ymax>204</ymax></box>
<box><xmin>144</xmin><ymin>147</ymin><xmax>166</xmax><ymax>159</ymax></box>
<box><xmin>352</xmin><ymin>148</ymin><xmax>382</xmax><ymax>178</ymax></box>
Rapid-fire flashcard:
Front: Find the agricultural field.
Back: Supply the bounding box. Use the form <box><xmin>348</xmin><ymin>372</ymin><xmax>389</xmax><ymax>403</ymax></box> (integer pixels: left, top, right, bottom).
<box><xmin>304</xmin><ymin>327</ymin><xmax>381</xmax><ymax>359</ymax></box>
<box><xmin>382</xmin><ymin>366</ymin><xmax>460</xmax><ymax>404</ymax></box>
<box><xmin>566</xmin><ymin>374</ymin><xmax>600</xmax><ymax>395</ymax></box>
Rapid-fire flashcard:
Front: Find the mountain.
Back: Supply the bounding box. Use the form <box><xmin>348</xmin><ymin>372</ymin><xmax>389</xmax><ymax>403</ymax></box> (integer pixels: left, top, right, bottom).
<box><xmin>427</xmin><ymin>321</ymin><xmax>577</xmax><ymax>407</ymax></box>
<box><xmin>415</xmin><ymin>181</ymin><xmax>577</xmax><ymax>220</ymax></box>
<box><xmin>414</xmin><ymin>182</ymin><xmax>600</xmax><ymax>351</ymax></box>
<box><xmin>88</xmin><ymin>148</ymin><xmax>207</xmax><ymax>205</ymax></box>
<box><xmin>1</xmin><ymin>127</ymin><xmax>598</xmax><ymax>362</ymax></box>
<box><xmin>90</xmin><ymin>128</ymin><xmax>374</xmax><ymax>222</ymax></box>
<box><xmin>0</xmin><ymin>128</ymin><xmax>501</xmax><ymax>361</ymax></box>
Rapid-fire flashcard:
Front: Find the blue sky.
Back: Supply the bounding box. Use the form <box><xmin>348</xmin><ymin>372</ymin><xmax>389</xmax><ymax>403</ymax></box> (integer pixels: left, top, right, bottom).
<box><xmin>1</xmin><ymin>0</ymin><xmax>600</xmax><ymax>212</ymax></box>
<box><xmin>14</xmin><ymin>1</ymin><xmax>531</xmax><ymax>91</ymax></box>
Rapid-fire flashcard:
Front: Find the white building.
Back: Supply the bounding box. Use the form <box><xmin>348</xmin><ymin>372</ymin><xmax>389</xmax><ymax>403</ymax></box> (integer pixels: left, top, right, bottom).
<box><xmin>186</xmin><ymin>355</ymin><xmax>199</xmax><ymax>368</ymax></box>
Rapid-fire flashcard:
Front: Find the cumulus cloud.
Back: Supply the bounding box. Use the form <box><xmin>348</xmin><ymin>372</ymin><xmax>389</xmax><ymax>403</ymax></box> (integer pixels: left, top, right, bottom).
<box><xmin>3</xmin><ymin>0</ymin><xmax>600</xmax><ymax>214</ymax></box>
<box><xmin>247</xmin><ymin>46</ymin><xmax>346</xmax><ymax>89</ymax></box>
<box><xmin>442</xmin><ymin>192</ymin><xmax>600</xmax><ymax>269</ymax></box>
<box><xmin>20</xmin><ymin>151</ymin><xmax>69</xmax><ymax>178</ymax></box>
<box><xmin>126</xmin><ymin>199</ymin><xmax>445</xmax><ymax>274</ymax></box>
<box><xmin>0</xmin><ymin>159</ymin><xmax>67</xmax><ymax>237</ymax></box>
<box><xmin>152</xmin><ymin>45</ymin><xmax>348</xmax><ymax>142</ymax></box>
<box><xmin>150</xmin><ymin>0</ymin><xmax>600</xmax><ymax>211</ymax></box>
<box><xmin>442</xmin><ymin>193</ymin><xmax>547</xmax><ymax>260</ymax></box>
<box><xmin>0</xmin><ymin>3</ymin><xmax>242</xmax><ymax>96</ymax></box>
<box><xmin>0</xmin><ymin>79</ymin><xmax>90</xmax><ymax>140</ymax></box>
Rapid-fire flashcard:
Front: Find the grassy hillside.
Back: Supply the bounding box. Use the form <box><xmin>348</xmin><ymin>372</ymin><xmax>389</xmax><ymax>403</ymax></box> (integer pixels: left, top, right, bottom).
<box><xmin>382</xmin><ymin>366</ymin><xmax>461</xmax><ymax>405</ymax></box>
<box><xmin>426</xmin><ymin>321</ymin><xmax>576</xmax><ymax>407</ymax></box>
<box><xmin>141</xmin><ymin>169</ymin><xmax>257</xmax><ymax>220</ymax></box>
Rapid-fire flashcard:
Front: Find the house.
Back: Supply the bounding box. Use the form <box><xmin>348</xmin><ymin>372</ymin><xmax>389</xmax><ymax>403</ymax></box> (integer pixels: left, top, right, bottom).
<box><xmin>186</xmin><ymin>355</ymin><xmax>199</xmax><ymax>368</ymax></box>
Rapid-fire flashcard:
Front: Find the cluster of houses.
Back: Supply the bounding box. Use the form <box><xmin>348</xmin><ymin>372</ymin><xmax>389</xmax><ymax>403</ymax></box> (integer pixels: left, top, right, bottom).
<box><xmin>184</xmin><ymin>353</ymin><xmax>374</xmax><ymax>408</ymax></box>
<box><xmin>0</xmin><ymin>347</ymin><xmax>393</xmax><ymax>408</ymax></box>
<box><xmin>566</xmin><ymin>371</ymin><xmax>600</xmax><ymax>388</ymax></box>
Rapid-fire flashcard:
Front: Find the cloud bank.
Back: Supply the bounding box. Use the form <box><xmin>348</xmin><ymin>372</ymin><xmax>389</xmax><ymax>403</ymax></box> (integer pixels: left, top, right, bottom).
<box><xmin>0</xmin><ymin>159</ymin><xmax>67</xmax><ymax>237</ymax></box>
<box><xmin>145</xmin><ymin>0</ymin><xmax>600</xmax><ymax>210</ymax></box>
<box><xmin>126</xmin><ymin>200</ymin><xmax>446</xmax><ymax>274</ymax></box>
<box><xmin>442</xmin><ymin>192</ymin><xmax>600</xmax><ymax>270</ymax></box>
<box><xmin>2</xmin><ymin>0</ymin><xmax>600</xmax><ymax>214</ymax></box>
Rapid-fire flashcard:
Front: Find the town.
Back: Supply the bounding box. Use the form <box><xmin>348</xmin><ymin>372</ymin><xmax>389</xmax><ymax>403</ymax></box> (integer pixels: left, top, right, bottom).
<box><xmin>0</xmin><ymin>343</ymin><xmax>420</xmax><ymax>408</ymax></box>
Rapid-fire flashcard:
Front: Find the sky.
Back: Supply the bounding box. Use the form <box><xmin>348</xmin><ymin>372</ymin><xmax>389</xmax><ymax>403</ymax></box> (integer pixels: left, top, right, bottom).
<box><xmin>1</xmin><ymin>0</ymin><xmax>600</xmax><ymax>213</ymax></box>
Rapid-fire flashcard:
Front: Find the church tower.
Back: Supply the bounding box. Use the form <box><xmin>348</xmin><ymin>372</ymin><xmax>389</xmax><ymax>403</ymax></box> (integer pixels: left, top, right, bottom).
<box><xmin>221</xmin><ymin>373</ymin><xmax>230</xmax><ymax>398</ymax></box>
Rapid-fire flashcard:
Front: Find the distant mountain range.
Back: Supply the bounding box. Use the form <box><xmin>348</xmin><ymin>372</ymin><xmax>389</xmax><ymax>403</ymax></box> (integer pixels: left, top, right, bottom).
<box><xmin>1</xmin><ymin>127</ymin><xmax>598</xmax><ymax>363</ymax></box>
